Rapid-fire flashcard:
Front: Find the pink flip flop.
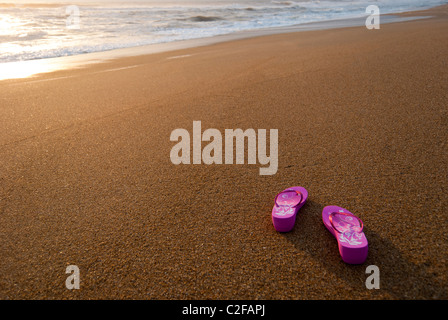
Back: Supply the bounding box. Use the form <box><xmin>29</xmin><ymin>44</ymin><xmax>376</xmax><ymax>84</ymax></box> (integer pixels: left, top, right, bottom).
<box><xmin>272</xmin><ymin>186</ymin><xmax>308</xmax><ymax>232</ymax></box>
<box><xmin>322</xmin><ymin>206</ymin><xmax>368</xmax><ymax>264</ymax></box>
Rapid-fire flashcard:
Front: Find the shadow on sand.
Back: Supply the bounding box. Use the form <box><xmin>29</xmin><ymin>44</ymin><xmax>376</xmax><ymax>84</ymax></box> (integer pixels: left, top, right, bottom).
<box><xmin>282</xmin><ymin>200</ymin><xmax>447</xmax><ymax>299</ymax></box>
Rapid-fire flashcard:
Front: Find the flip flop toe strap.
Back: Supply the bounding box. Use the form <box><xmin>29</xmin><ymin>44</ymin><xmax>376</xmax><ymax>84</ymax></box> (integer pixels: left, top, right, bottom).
<box><xmin>274</xmin><ymin>189</ymin><xmax>303</xmax><ymax>208</ymax></box>
<box><xmin>329</xmin><ymin>211</ymin><xmax>364</xmax><ymax>234</ymax></box>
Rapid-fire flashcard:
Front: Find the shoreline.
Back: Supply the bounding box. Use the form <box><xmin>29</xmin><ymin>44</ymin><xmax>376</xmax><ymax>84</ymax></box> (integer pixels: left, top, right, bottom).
<box><xmin>0</xmin><ymin>4</ymin><xmax>445</xmax><ymax>81</ymax></box>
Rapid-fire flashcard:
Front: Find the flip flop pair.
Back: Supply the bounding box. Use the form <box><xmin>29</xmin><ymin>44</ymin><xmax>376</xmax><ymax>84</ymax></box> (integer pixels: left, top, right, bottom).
<box><xmin>271</xmin><ymin>187</ymin><xmax>368</xmax><ymax>264</ymax></box>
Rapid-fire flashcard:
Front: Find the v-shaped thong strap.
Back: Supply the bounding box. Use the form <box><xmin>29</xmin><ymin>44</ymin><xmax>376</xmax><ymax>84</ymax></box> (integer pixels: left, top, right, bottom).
<box><xmin>274</xmin><ymin>189</ymin><xmax>303</xmax><ymax>208</ymax></box>
<box><xmin>329</xmin><ymin>211</ymin><xmax>364</xmax><ymax>234</ymax></box>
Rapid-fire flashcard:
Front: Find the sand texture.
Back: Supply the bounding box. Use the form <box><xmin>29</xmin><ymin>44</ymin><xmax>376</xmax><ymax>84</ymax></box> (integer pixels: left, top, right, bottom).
<box><xmin>0</xmin><ymin>6</ymin><xmax>447</xmax><ymax>299</ymax></box>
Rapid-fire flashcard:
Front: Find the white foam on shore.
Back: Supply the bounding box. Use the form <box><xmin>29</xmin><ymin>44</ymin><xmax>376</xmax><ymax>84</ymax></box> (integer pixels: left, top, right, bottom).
<box><xmin>0</xmin><ymin>14</ymin><xmax>432</xmax><ymax>82</ymax></box>
<box><xmin>0</xmin><ymin>0</ymin><xmax>445</xmax><ymax>64</ymax></box>
<box><xmin>167</xmin><ymin>54</ymin><xmax>193</xmax><ymax>60</ymax></box>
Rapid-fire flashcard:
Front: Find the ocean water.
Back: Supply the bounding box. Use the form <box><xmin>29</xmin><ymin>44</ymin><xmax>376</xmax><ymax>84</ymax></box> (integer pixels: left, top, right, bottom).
<box><xmin>0</xmin><ymin>0</ymin><xmax>446</xmax><ymax>63</ymax></box>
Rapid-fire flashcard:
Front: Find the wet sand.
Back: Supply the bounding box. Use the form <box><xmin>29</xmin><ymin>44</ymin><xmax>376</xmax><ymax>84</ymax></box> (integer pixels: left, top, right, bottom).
<box><xmin>0</xmin><ymin>5</ymin><xmax>447</xmax><ymax>299</ymax></box>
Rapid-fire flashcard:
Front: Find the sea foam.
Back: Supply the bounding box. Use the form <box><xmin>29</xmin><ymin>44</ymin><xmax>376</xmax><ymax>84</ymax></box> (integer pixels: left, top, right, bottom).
<box><xmin>0</xmin><ymin>0</ymin><xmax>445</xmax><ymax>63</ymax></box>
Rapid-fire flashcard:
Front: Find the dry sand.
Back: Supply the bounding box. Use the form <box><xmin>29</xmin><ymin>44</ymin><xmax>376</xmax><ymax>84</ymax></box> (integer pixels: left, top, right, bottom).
<box><xmin>0</xmin><ymin>6</ymin><xmax>447</xmax><ymax>300</ymax></box>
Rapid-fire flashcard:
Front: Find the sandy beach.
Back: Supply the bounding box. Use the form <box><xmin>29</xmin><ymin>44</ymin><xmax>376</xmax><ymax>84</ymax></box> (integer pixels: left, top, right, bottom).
<box><xmin>0</xmin><ymin>5</ymin><xmax>447</xmax><ymax>300</ymax></box>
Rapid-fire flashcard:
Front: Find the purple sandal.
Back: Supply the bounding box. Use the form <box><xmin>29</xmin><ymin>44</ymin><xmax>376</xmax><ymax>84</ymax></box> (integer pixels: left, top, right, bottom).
<box><xmin>322</xmin><ymin>205</ymin><xmax>368</xmax><ymax>264</ymax></box>
<box><xmin>271</xmin><ymin>186</ymin><xmax>308</xmax><ymax>232</ymax></box>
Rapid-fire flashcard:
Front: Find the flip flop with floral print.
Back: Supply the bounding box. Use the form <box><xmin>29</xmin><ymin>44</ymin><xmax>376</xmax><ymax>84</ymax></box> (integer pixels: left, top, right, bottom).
<box><xmin>272</xmin><ymin>186</ymin><xmax>308</xmax><ymax>232</ymax></box>
<box><xmin>322</xmin><ymin>205</ymin><xmax>368</xmax><ymax>264</ymax></box>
